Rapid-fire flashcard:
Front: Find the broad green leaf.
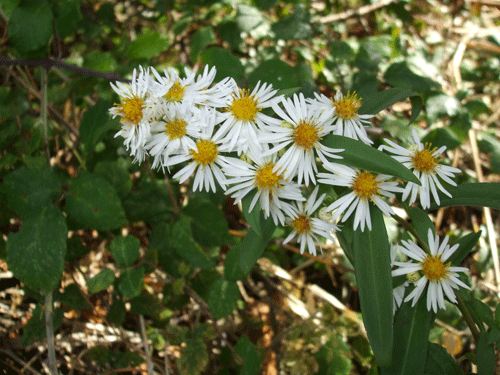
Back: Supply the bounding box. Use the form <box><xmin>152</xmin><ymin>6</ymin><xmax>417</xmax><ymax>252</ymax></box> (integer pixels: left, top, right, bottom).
<box><xmin>79</xmin><ymin>100</ymin><xmax>116</xmax><ymax>156</ymax></box>
<box><xmin>150</xmin><ymin>222</ymin><xmax>184</xmax><ymax>279</ymax></box>
<box><xmin>8</xmin><ymin>0</ymin><xmax>53</xmax><ymax>55</ymax></box>
<box><xmin>200</xmin><ymin>47</ymin><xmax>245</xmax><ymax>83</ymax></box>
<box><xmin>6</xmin><ymin>205</ymin><xmax>67</xmax><ymax>294</ymax></box>
<box><xmin>93</xmin><ymin>159</ymin><xmax>133</xmax><ymax>199</ymax></box>
<box><xmin>236</xmin><ymin>4</ymin><xmax>266</xmax><ymax>32</ymax></box>
<box><xmin>477</xmin><ymin>332</ymin><xmax>495</xmax><ymax>375</ymax></box>
<box><xmin>380</xmin><ymin>296</ymin><xmax>436</xmax><ymax>375</ymax></box>
<box><xmin>448</xmin><ymin>231</ymin><xmax>481</xmax><ymax>266</ymax></box>
<box><xmin>84</xmin><ymin>51</ymin><xmax>117</xmax><ymax>73</ymax></box>
<box><xmin>271</xmin><ymin>4</ymin><xmax>311</xmax><ymax>41</ymax></box>
<box><xmin>315</xmin><ymin>335</ymin><xmax>353</xmax><ymax>375</ymax></box>
<box><xmin>383</xmin><ymin>62</ymin><xmax>440</xmax><ymax>93</ymax></box>
<box><xmin>66</xmin><ymin>236</ymin><xmax>89</xmax><ymax>260</ymax></box>
<box><xmin>352</xmin><ymin>206</ymin><xmax>393</xmax><ymax>366</ymax></box>
<box><xmin>424</xmin><ymin>343</ymin><xmax>463</xmax><ymax>375</ymax></box>
<box><xmin>110</xmin><ymin>235</ymin><xmax>140</xmax><ymax>268</ymax></box>
<box><xmin>65</xmin><ymin>172</ymin><xmax>127</xmax><ymax>231</ymax></box>
<box><xmin>428</xmin><ymin>183</ymin><xmax>500</xmax><ymax>210</ymax></box>
<box><xmin>422</xmin><ymin>128</ymin><xmax>461</xmax><ymax>151</ymax></box>
<box><xmin>449</xmin><ymin>111</ymin><xmax>472</xmax><ymax>143</ymax></box>
<box><xmin>118</xmin><ymin>267</ymin><xmax>144</xmax><ymax>299</ymax></box>
<box><xmin>107</xmin><ymin>297</ymin><xmax>126</xmax><ymax>326</ymax></box>
<box><xmin>208</xmin><ymin>279</ymin><xmax>240</xmax><ymax>319</ymax></box>
<box><xmin>217</xmin><ymin>21</ymin><xmax>243</xmax><ymax>51</ymax></box>
<box><xmin>53</xmin><ymin>0</ymin><xmax>82</xmax><ymax>38</ymax></box>
<box><xmin>425</xmin><ymin>93</ymin><xmax>460</xmax><ymax>121</ymax></box>
<box><xmin>59</xmin><ymin>284</ymin><xmax>91</xmax><ymax>311</ymax></box>
<box><xmin>183</xmin><ymin>198</ymin><xmax>230</xmax><ymax>247</ymax></box>
<box><xmin>0</xmin><ymin>166</ymin><xmax>61</xmax><ymax>216</ymax></box>
<box><xmin>129</xmin><ymin>290</ymin><xmax>162</xmax><ymax>317</ymax></box>
<box><xmin>190</xmin><ymin>26</ymin><xmax>215</xmax><ymax>62</ymax></box>
<box><xmin>170</xmin><ymin>216</ymin><xmax>214</xmax><ymax>269</ymax></box>
<box><xmin>21</xmin><ymin>305</ymin><xmax>63</xmax><ymax>347</ymax></box>
<box><xmin>322</xmin><ymin>135</ymin><xmax>421</xmax><ymax>184</ymax></box>
<box><xmin>248</xmin><ymin>59</ymin><xmax>299</xmax><ymax>90</ymax></box>
<box><xmin>224</xmin><ymin>245</ymin><xmax>248</xmax><ymax>281</ymax></box>
<box><xmin>235</xmin><ymin>335</ymin><xmax>261</xmax><ymax>375</ymax></box>
<box><xmin>177</xmin><ymin>338</ymin><xmax>209</xmax><ymax>375</ymax></box>
<box><xmin>87</xmin><ymin>268</ymin><xmax>115</xmax><ymax>294</ymax></box>
<box><xmin>359</xmin><ymin>87</ymin><xmax>421</xmax><ymax>124</ymax></box>
<box><xmin>127</xmin><ymin>32</ymin><xmax>170</xmax><ymax>60</ymax></box>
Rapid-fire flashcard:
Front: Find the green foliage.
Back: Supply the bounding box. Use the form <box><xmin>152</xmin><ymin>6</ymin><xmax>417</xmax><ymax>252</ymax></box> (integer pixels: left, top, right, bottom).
<box><xmin>190</xmin><ymin>26</ymin><xmax>216</xmax><ymax>62</ymax></box>
<box><xmin>127</xmin><ymin>32</ymin><xmax>170</xmax><ymax>60</ymax></box>
<box><xmin>208</xmin><ymin>279</ymin><xmax>240</xmax><ymax>319</ymax></box>
<box><xmin>183</xmin><ymin>198</ymin><xmax>230</xmax><ymax>247</ymax></box>
<box><xmin>200</xmin><ymin>47</ymin><xmax>245</xmax><ymax>83</ymax></box>
<box><xmin>315</xmin><ymin>335</ymin><xmax>353</xmax><ymax>375</ymax></box>
<box><xmin>22</xmin><ymin>304</ymin><xmax>63</xmax><ymax>347</ymax></box>
<box><xmin>6</xmin><ymin>205</ymin><xmax>67</xmax><ymax>294</ymax></box>
<box><xmin>424</xmin><ymin>343</ymin><xmax>463</xmax><ymax>375</ymax></box>
<box><xmin>110</xmin><ymin>235</ymin><xmax>140</xmax><ymax>268</ymax></box>
<box><xmin>235</xmin><ymin>335</ymin><xmax>261</xmax><ymax>375</ymax></box>
<box><xmin>177</xmin><ymin>338</ymin><xmax>209</xmax><ymax>375</ymax></box>
<box><xmin>429</xmin><ymin>183</ymin><xmax>500</xmax><ymax>210</ymax></box>
<box><xmin>118</xmin><ymin>266</ymin><xmax>144</xmax><ymax>299</ymax></box>
<box><xmin>87</xmin><ymin>268</ymin><xmax>116</xmax><ymax>294</ymax></box>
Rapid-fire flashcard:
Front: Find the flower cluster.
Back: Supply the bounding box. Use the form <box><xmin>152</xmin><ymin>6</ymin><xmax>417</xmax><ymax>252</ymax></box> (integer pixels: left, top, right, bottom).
<box><xmin>109</xmin><ymin>65</ymin><xmax>461</xmax><ymax>256</ymax></box>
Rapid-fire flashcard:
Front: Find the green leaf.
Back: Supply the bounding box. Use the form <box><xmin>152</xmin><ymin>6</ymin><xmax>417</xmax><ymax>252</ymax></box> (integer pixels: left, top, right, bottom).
<box><xmin>359</xmin><ymin>87</ymin><xmax>421</xmax><ymax>124</ymax></box>
<box><xmin>471</xmin><ymin>298</ymin><xmax>498</xmax><ymax>330</ymax></box>
<box><xmin>428</xmin><ymin>183</ymin><xmax>500</xmax><ymax>210</ymax></box>
<box><xmin>236</xmin><ymin>4</ymin><xmax>266</xmax><ymax>32</ymax></box>
<box><xmin>150</xmin><ymin>222</ymin><xmax>184</xmax><ymax>279</ymax></box>
<box><xmin>118</xmin><ymin>267</ymin><xmax>144</xmax><ymax>299</ymax></box>
<box><xmin>405</xmin><ymin>204</ymin><xmax>435</xmax><ymax>241</ymax></box>
<box><xmin>177</xmin><ymin>338</ymin><xmax>209</xmax><ymax>375</ymax></box>
<box><xmin>477</xmin><ymin>332</ymin><xmax>495</xmax><ymax>375</ymax></box>
<box><xmin>6</xmin><ymin>205</ymin><xmax>67</xmax><ymax>294</ymax></box>
<box><xmin>22</xmin><ymin>305</ymin><xmax>63</xmax><ymax>347</ymax></box>
<box><xmin>8</xmin><ymin>0</ymin><xmax>53</xmax><ymax>55</ymax></box>
<box><xmin>315</xmin><ymin>335</ymin><xmax>353</xmax><ymax>375</ymax></box>
<box><xmin>424</xmin><ymin>343</ymin><xmax>463</xmax><ymax>375</ymax></box>
<box><xmin>53</xmin><ymin>0</ymin><xmax>82</xmax><ymax>38</ymax></box>
<box><xmin>59</xmin><ymin>284</ymin><xmax>91</xmax><ymax>310</ymax></box>
<box><xmin>79</xmin><ymin>100</ymin><xmax>116</xmax><ymax>156</ymax></box>
<box><xmin>224</xmin><ymin>245</ymin><xmax>248</xmax><ymax>281</ymax></box>
<box><xmin>87</xmin><ymin>268</ymin><xmax>115</xmax><ymax>294</ymax></box>
<box><xmin>235</xmin><ymin>335</ymin><xmax>261</xmax><ymax>375</ymax></box>
<box><xmin>322</xmin><ymin>135</ymin><xmax>421</xmax><ymax>184</ymax></box>
<box><xmin>248</xmin><ymin>59</ymin><xmax>299</xmax><ymax>90</ymax></box>
<box><xmin>383</xmin><ymin>62</ymin><xmax>440</xmax><ymax>93</ymax></box>
<box><xmin>129</xmin><ymin>290</ymin><xmax>162</xmax><ymax>317</ymax></box>
<box><xmin>352</xmin><ymin>206</ymin><xmax>393</xmax><ymax>366</ymax></box>
<box><xmin>380</xmin><ymin>297</ymin><xmax>436</xmax><ymax>375</ymax></box>
<box><xmin>170</xmin><ymin>216</ymin><xmax>214</xmax><ymax>269</ymax></box>
<box><xmin>107</xmin><ymin>297</ymin><xmax>126</xmax><ymax>326</ymax></box>
<box><xmin>422</xmin><ymin>128</ymin><xmax>461</xmax><ymax>151</ymax></box>
<box><xmin>200</xmin><ymin>46</ymin><xmax>245</xmax><ymax>83</ymax></box>
<box><xmin>271</xmin><ymin>4</ymin><xmax>311</xmax><ymax>41</ymax></box>
<box><xmin>183</xmin><ymin>198</ymin><xmax>230</xmax><ymax>247</ymax></box>
<box><xmin>65</xmin><ymin>172</ymin><xmax>127</xmax><ymax>231</ymax></box>
<box><xmin>66</xmin><ymin>236</ymin><xmax>89</xmax><ymax>260</ymax></box>
<box><xmin>208</xmin><ymin>279</ymin><xmax>240</xmax><ymax>319</ymax></box>
<box><xmin>0</xmin><ymin>166</ymin><xmax>61</xmax><ymax>216</ymax></box>
<box><xmin>93</xmin><ymin>159</ymin><xmax>133</xmax><ymax>199</ymax></box>
<box><xmin>84</xmin><ymin>51</ymin><xmax>117</xmax><ymax>73</ymax></box>
<box><xmin>127</xmin><ymin>32</ymin><xmax>170</xmax><ymax>60</ymax></box>
<box><xmin>110</xmin><ymin>235</ymin><xmax>140</xmax><ymax>268</ymax></box>
<box><xmin>425</xmin><ymin>93</ymin><xmax>460</xmax><ymax>121</ymax></box>
<box><xmin>217</xmin><ymin>21</ymin><xmax>243</xmax><ymax>51</ymax></box>
<box><xmin>190</xmin><ymin>26</ymin><xmax>215</xmax><ymax>62</ymax></box>
<box><xmin>448</xmin><ymin>231</ymin><xmax>481</xmax><ymax>266</ymax></box>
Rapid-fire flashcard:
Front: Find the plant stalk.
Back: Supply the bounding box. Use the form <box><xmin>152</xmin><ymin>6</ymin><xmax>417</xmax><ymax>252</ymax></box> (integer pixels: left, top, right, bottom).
<box><xmin>44</xmin><ymin>292</ymin><xmax>57</xmax><ymax>375</ymax></box>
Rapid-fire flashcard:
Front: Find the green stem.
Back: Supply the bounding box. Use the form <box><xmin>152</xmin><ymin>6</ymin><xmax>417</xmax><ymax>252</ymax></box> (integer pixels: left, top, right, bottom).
<box><xmin>392</xmin><ymin>213</ymin><xmax>431</xmax><ymax>254</ymax></box>
<box><xmin>44</xmin><ymin>292</ymin><xmax>57</xmax><ymax>375</ymax></box>
<box><xmin>456</xmin><ymin>295</ymin><xmax>480</xmax><ymax>341</ymax></box>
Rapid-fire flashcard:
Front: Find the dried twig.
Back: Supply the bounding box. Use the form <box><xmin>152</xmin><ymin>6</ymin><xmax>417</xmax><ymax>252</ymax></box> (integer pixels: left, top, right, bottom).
<box><xmin>315</xmin><ymin>0</ymin><xmax>398</xmax><ymax>23</ymax></box>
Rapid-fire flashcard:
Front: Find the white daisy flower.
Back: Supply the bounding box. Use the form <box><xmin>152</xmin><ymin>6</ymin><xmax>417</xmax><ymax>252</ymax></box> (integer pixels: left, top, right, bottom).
<box><xmin>261</xmin><ymin>93</ymin><xmax>344</xmax><ymax>186</ymax></box>
<box><xmin>150</xmin><ymin>65</ymin><xmax>235</xmax><ymax>112</ymax></box>
<box><xmin>165</xmin><ymin>108</ymin><xmax>229</xmax><ymax>193</ymax></box>
<box><xmin>109</xmin><ymin>67</ymin><xmax>151</xmax><ymax>163</ymax></box>
<box><xmin>283</xmin><ymin>186</ymin><xmax>339</xmax><ymax>256</ymax></box>
<box><xmin>310</xmin><ymin>90</ymin><xmax>374</xmax><ymax>145</ymax></box>
<box><xmin>145</xmin><ymin>104</ymin><xmax>203</xmax><ymax>169</ymax></box>
<box><xmin>213</xmin><ymin>81</ymin><xmax>283</xmax><ymax>155</ymax></box>
<box><xmin>223</xmin><ymin>151</ymin><xmax>305</xmax><ymax>226</ymax></box>
<box><xmin>379</xmin><ymin>129</ymin><xmax>461</xmax><ymax>209</ymax></box>
<box><xmin>392</xmin><ymin>229</ymin><xmax>471</xmax><ymax>313</ymax></box>
<box><xmin>317</xmin><ymin>164</ymin><xmax>403</xmax><ymax>231</ymax></box>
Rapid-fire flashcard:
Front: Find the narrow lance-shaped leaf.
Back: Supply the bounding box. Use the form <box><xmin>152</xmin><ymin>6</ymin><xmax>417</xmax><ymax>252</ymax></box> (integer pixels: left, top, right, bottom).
<box><xmin>429</xmin><ymin>183</ymin><xmax>500</xmax><ymax>210</ymax></box>
<box><xmin>322</xmin><ymin>134</ymin><xmax>421</xmax><ymax>185</ymax></box>
<box><xmin>352</xmin><ymin>206</ymin><xmax>393</xmax><ymax>366</ymax></box>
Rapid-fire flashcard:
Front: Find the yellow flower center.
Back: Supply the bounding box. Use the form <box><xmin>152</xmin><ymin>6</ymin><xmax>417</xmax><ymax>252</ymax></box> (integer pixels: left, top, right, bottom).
<box><xmin>164</xmin><ymin>80</ymin><xmax>186</xmax><ymax>102</ymax></box>
<box><xmin>190</xmin><ymin>139</ymin><xmax>218</xmax><ymax>165</ymax></box>
<box><xmin>165</xmin><ymin>119</ymin><xmax>187</xmax><ymax>140</ymax></box>
<box><xmin>254</xmin><ymin>162</ymin><xmax>283</xmax><ymax>192</ymax></box>
<box><xmin>229</xmin><ymin>89</ymin><xmax>260</xmax><ymax>121</ymax></box>
<box><xmin>411</xmin><ymin>146</ymin><xmax>440</xmax><ymax>173</ymax></box>
<box><xmin>293</xmin><ymin>120</ymin><xmax>321</xmax><ymax>149</ymax></box>
<box><xmin>332</xmin><ymin>91</ymin><xmax>362</xmax><ymax>120</ymax></box>
<box><xmin>351</xmin><ymin>171</ymin><xmax>380</xmax><ymax>201</ymax></box>
<box><xmin>421</xmin><ymin>255</ymin><xmax>450</xmax><ymax>282</ymax></box>
<box><xmin>291</xmin><ymin>214</ymin><xmax>311</xmax><ymax>234</ymax></box>
<box><xmin>117</xmin><ymin>95</ymin><xmax>144</xmax><ymax>125</ymax></box>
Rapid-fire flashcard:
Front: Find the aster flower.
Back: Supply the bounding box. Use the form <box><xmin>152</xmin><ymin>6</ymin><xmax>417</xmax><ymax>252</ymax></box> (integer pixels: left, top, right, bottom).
<box><xmin>261</xmin><ymin>93</ymin><xmax>344</xmax><ymax>186</ymax></box>
<box><xmin>164</xmin><ymin>108</ymin><xmax>229</xmax><ymax>193</ymax></box>
<box><xmin>213</xmin><ymin>81</ymin><xmax>283</xmax><ymax>155</ymax></box>
<box><xmin>109</xmin><ymin>67</ymin><xmax>151</xmax><ymax>163</ymax></box>
<box><xmin>310</xmin><ymin>90</ymin><xmax>374</xmax><ymax>145</ymax></box>
<box><xmin>223</xmin><ymin>151</ymin><xmax>305</xmax><ymax>226</ymax></box>
<box><xmin>317</xmin><ymin>164</ymin><xmax>403</xmax><ymax>231</ymax></box>
<box><xmin>145</xmin><ymin>104</ymin><xmax>203</xmax><ymax>169</ymax></box>
<box><xmin>283</xmin><ymin>186</ymin><xmax>339</xmax><ymax>256</ymax></box>
<box><xmin>379</xmin><ymin>130</ymin><xmax>461</xmax><ymax>209</ymax></box>
<box><xmin>150</xmin><ymin>65</ymin><xmax>235</xmax><ymax>113</ymax></box>
<box><xmin>392</xmin><ymin>229</ymin><xmax>471</xmax><ymax>313</ymax></box>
